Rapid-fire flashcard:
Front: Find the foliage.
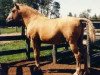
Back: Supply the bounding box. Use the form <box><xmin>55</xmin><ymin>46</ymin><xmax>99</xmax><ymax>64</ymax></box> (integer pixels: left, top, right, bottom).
<box><xmin>0</xmin><ymin>0</ymin><xmax>13</xmax><ymax>19</ymax></box>
<box><xmin>15</xmin><ymin>0</ymin><xmax>54</xmax><ymax>17</ymax></box>
<box><xmin>92</xmin><ymin>14</ymin><xmax>98</xmax><ymax>20</ymax></box>
<box><xmin>0</xmin><ymin>0</ymin><xmax>60</xmax><ymax>20</ymax></box>
<box><xmin>0</xmin><ymin>0</ymin><xmax>55</xmax><ymax>20</ymax></box>
<box><xmin>13</xmin><ymin>0</ymin><xmax>33</xmax><ymax>6</ymax></box>
<box><xmin>91</xmin><ymin>14</ymin><xmax>100</xmax><ymax>20</ymax></box>
<box><xmin>74</xmin><ymin>14</ymin><xmax>77</xmax><ymax>17</ymax></box>
<box><xmin>38</xmin><ymin>0</ymin><xmax>53</xmax><ymax>17</ymax></box>
<box><xmin>79</xmin><ymin>9</ymin><xmax>91</xmax><ymax>18</ymax></box>
<box><xmin>50</xmin><ymin>1</ymin><xmax>60</xmax><ymax>18</ymax></box>
<box><xmin>78</xmin><ymin>9</ymin><xmax>100</xmax><ymax>20</ymax></box>
<box><xmin>68</xmin><ymin>12</ymin><xmax>73</xmax><ymax>17</ymax></box>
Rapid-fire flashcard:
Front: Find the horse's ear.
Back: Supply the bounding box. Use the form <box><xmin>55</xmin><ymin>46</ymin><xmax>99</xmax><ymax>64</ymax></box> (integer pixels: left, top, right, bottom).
<box><xmin>14</xmin><ymin>3</ymin><xmax>20</xmax><ymax>10</ymax></box>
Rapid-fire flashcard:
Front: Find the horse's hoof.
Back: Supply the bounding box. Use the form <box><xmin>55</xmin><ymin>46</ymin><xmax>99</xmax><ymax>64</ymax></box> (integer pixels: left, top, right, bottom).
<box><xmin>34</xmin><ymin>66</ymin><xmax>41</xmax><ymax>71</ymax></box>
<box><xmin>73</xmin><ymin>72</ymin><xmax>78</xmax><ymax>75</ymax></box>
<box><xmin>83</xmin><ymin>71</ymin><xmax>90</xmax><ymax>75</ymax></box>
<box><xmin>73</xmin><ymin>71</ymin><xmax>82</xmax><ymax>75</ymax></box>
<box><xmin>83</xmin><ymin>72</ymin><xmax>89</xmax><ymax>75</ymax></box>
<box><xmin>83</xmin><ymin>69</ymin><xmax>90</xmax><ymax>75</ymax></box>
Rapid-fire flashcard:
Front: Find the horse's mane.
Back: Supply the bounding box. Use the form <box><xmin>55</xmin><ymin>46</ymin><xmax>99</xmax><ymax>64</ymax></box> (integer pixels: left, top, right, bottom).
<box><xmin>17</xmin><ymin>3</ymin><xmax>44</xmax><ymax>16</ymax></box>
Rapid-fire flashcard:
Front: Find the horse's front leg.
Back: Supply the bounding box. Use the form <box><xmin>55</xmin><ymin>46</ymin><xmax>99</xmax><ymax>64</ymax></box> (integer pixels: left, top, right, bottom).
<box><xmin>69</xmin><ymin>41</ymin><xmax>82</xmax><ymax>75</ymax></box>
<box><xmin>32</xmin><ymin>39</ymin><xmax>40</xmax><ymax>69</ymax></box>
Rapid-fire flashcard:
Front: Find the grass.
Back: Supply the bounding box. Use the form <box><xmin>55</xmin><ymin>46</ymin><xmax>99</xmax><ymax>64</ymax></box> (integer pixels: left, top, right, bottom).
<box><xmin>0</xmin><ymin>40</ymin><xmax>26</xmax><ymax>51</ymax></box>
<box><xmin>0</xmin><ymin>40</ymin><xmax>26</xmax><ymax>63</ymax></box>
<box><xmin>0</xmin><ymin>53</ymin><xmax>27</xmax><ymax>63</ymax></box>
<box><xmin>0</xmin><ymin>40</ymin><xmax>65</xmax><ymax>63</ymax></box>
<box><xmin>0</xmin><ymin>27</ymin><xmax>26</xmax><ymax>63</ymax></box>
<box><xmin>0</xmin><ymin>27</ymin><xmax>21</xmax><ymax>34</ymax></box>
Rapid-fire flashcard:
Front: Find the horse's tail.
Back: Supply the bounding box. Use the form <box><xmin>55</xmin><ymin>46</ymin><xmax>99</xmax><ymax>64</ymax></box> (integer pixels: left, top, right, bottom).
<box><xmin>80</xmin><ymin>18</ymin><xmax>95</xmax><ymax>42</ymax></box>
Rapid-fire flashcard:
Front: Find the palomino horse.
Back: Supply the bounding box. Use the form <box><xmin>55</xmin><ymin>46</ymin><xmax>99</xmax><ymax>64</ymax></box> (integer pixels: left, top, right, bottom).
<box><xmin>6</xmin><ymin>3</ymin><xmax>95</xmax><ymax>75</ymax></box>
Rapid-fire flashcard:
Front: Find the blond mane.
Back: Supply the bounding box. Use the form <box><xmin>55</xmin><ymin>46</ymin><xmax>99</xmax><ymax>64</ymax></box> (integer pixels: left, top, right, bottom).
<box><xmin>16</xmin><ymin>3</ymin><xmax>44</xmax><ymax>16</ymax></box>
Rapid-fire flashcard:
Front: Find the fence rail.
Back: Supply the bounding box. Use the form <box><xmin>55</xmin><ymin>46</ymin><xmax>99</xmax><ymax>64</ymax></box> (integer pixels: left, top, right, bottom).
<box><xmin>0</xmin><ymin>35</ymin><xmax>26</xmax><ymax>41</ymax></box>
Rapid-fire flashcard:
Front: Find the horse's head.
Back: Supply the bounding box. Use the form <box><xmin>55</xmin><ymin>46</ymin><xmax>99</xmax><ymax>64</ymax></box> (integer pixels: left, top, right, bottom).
<box><xmin>6</xmin><ymin>3</ymin><xmax>21</xmax><ymax>22</ymax></box>
<box><xmin>6</xmin><ymin>3</ymin><xmax>44</xmax><ymax>26</ymax></box>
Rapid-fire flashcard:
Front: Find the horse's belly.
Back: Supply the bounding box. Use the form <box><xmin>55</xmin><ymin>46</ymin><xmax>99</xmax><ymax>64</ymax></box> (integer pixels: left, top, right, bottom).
<box><xmin>40</xmin><ymin>33</ymin><xmax>65</xmax><ymax>44</ymax></box>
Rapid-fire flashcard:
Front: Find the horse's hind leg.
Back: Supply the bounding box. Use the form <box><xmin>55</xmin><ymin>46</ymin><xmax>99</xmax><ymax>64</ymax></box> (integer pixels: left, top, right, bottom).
<box><xmin>77</xmin><ymin>40</ymin><xmax>90</xmax><ymax>75</ymax></box>
<box><xmin>68</xmin><ymin>39</ymin><xmax>81</xmax><ymax>75</ymax></box>
<box><xmin>32</xmin><ymin>39</ymin><xmax>40</xmax><ymax>69</ymax></box>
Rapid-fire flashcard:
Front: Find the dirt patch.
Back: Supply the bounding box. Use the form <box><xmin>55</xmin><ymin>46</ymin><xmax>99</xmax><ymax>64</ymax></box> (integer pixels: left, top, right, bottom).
<box><xmin>1</xmin><ymin>60</ymin><xmax>100</xmax><ymax>75</ymax></box>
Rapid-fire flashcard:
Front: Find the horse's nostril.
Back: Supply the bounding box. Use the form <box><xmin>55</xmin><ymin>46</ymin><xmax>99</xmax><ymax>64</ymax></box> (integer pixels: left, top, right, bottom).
<box><xmin>6</xmin><ymin>19</ymin><xmax>9</xmax><ymax>22</ymax></box>
<box><xmin>6</xmin><ymin>18</ymin><xmax>12</xmax><ymax>22</ymax></box>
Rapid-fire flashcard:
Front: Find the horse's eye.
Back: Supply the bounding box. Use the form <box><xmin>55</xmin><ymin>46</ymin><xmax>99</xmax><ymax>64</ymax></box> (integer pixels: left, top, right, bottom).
<box><xmin>12</xmin><ymin>10</ymin><xmax>16</xmax><ymax>13</ymax></box>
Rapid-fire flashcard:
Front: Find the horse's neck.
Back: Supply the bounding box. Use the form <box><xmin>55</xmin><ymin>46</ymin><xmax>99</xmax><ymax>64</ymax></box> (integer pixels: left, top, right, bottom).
<box><xmin>22</xmin><ymin>14</ymin><xmax>46</xmax><ymax>27</ymax></box>
<box><xmin>23</xmin><ymin>16</ymin><xmax>32</xmax><ymax>27</ymax></box>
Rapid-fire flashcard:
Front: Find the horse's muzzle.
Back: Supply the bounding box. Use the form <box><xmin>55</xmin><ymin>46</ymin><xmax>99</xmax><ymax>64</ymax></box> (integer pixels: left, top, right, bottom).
<box><xmin>6</xmin><ymin>18</ymin><xmax>13</xmax><ymax>23</ymax></box>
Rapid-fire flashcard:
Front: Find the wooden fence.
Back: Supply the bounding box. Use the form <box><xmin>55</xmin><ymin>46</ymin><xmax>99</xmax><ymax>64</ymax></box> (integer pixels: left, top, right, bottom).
<box><xmin>0</xmin><ymin>21</ymin><xmax>67</xmax><ymax>63</ymax></box>
<box><xmin>0</xmin><ymin>20</ymin><xmax>100</xmax><ymax>66</ymax></box>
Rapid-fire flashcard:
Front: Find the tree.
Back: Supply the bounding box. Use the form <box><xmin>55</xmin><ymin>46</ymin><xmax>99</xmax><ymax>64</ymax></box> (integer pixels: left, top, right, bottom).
<box><xmin>68</xmin><ymin>12</ymin><xmax>73</xmax><ymax>17</ymax></box>
<box><xmin>91</xmin><ymin>14</ymin><xmax>98</xmax><ymax>20</ymax></box>
<box><xmin>38</xmin><ymin>0</ymin><xmax>53</xmax><ymax>17</ymax></box>
<box><xmin>12</xmin><ymin>0</ymin><xmax>54</xmax><ymax>17</ymax></box>
<box><xmin>79</xmin><ymin>9</ymin><xmax>91</xmax><ymax>19</ymax></box>
<box><xmin>98</xmin><ymin>15</ymin><xmax>100</xmax><ymax>20</ymax></box>
<box><xmin>0</xmin><ymin>0</ymin><xmax>13</xmax><ymax>20</ymax></box>
<box><xmin>0</xmin><ymin>0</ymin><xmax>54</xmax><ymax>20</ymax></box>
<box><xmin>74</xmin><ymin>14</ymin><xmax>77</xmax><ymax>17</ymax></box>
<box><xmin>13</xmin><ymin>0</ymin><xmax>33</xmax><ymax>6</ymax></box>
<box><xmin>50</xmin><ymin>1</ymin><xmax>60</xmax><ymax>18</ymax></box>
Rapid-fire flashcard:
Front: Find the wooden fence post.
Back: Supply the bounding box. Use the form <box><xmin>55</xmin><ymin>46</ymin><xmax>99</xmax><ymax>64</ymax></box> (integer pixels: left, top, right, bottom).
<box><xmin>22</xmin><ymin>25</ymin><xmax>31</xmax><ymax>60</ymax></box>
<box><xmin>26</xmin><ymin>38</ymin><xmax>31</xmax><ymax>60</ymax></box>
<box><xmin>0</xmin><ymin>64</ymin><xmax>8</xmax><ymax>75</ymax></box>
<box><xmin>87</xmin><ymin>25</ymin><xmax>90</xmax><ymax>68</ymax></box>
<box><xmin>21</xmin><ymin>26</ymin><xmax>25</xmax><ymax>35</ymax></box>
<box><xmin>21</xmin><ymin>25</ymin><xmax>31</xmax><ymax>59</ymax></box>
<box><xmin>52</xmin><ymin>44</ymin><xmax>57</xmax><ymax>64</ymax></box>
<box><xmin>0</xmin><ymin>28</ymin><xmax>1</xmax><ymax>34</ymax></box>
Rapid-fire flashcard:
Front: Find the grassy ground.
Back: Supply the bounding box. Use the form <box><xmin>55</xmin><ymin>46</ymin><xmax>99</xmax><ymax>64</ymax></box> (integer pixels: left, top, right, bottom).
<box><xmin>0</xmin><ymin>40</ymin><xmax>26</xmax><ymax>51</ymax></box>
<box><xmin>0</xmin><ymin>40</ymin><xmax>65</xmax><ymax>63</ymax></box>
<box><xmin>0</xmin><ymin>27</ymin><xmax>21</xmax><ymax>34</ymax></box>
<box><xmin>0</xmin><ymin>40</ymin><xmax>26</xmax><ymax>63</ymax></box>
<box><xmin>0</xmin><ymin>27</ymin><xmax>25</xmax><ymax>63</ymax></box>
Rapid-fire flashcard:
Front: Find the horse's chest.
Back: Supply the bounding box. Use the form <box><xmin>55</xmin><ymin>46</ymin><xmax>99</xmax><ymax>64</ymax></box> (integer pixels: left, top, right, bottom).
<box><xmin>26</xmin><ymin>25</ymin><xmax>38</xmax><ymax>38</ymax></box>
